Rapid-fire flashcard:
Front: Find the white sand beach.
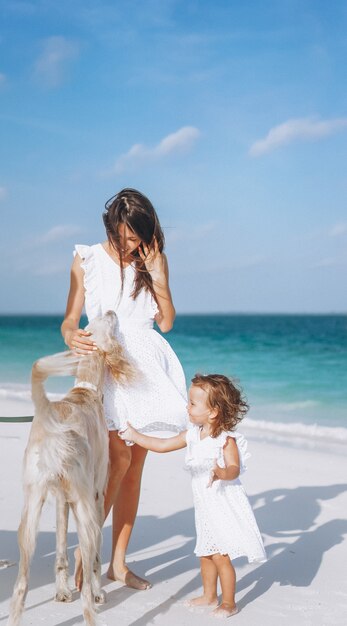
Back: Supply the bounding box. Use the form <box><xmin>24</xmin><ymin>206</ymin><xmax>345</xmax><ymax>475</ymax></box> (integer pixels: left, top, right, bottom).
<box><xmin>1</xmin><ymin>397</ymin><xmax>347</xmax><ymax>626</ymax></box>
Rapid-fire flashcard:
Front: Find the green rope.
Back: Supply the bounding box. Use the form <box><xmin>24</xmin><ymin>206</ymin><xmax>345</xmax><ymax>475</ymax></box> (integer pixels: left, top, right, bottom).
<box><xmin>0</xmin><ymin>416</ymin><xmax>33</xmax><ymax>423</ymax></box>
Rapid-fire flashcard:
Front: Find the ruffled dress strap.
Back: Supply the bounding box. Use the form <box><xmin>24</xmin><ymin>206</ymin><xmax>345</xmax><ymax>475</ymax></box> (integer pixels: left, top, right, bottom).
<box><xmin>73</xmin><ymin>244</ymin><xmax>101</xmax><ymax>321</ymax></box>
<box><xmin>149</xmin><ymin>295</ymin><xmax>159</xmax><ymax>320</ymax></box>
<box><xmin>185</xmin><ymin>426</ymin><xmax>198</xmax><ymax>465</ymax></box>
<box><xmin>216</xmin><ymin>430</ymin><xmax>250</xmax><ymax>474</ymax></box>
<box><xmin>185</xmin><ymin>425</ymin><xmax>200</xmax><ymax>466</ymax></box>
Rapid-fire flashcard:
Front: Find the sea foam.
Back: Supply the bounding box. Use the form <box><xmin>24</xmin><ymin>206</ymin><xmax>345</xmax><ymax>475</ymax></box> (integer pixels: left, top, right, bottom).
<box><xmin>243</xmin><ymin>417</ymin><xmax>347</xmax><ymax>444</ymax></box>
<box><xmin>1</xmin><ymin>384</ymin><xmax>346</xmax><ymax>444</ymax></box>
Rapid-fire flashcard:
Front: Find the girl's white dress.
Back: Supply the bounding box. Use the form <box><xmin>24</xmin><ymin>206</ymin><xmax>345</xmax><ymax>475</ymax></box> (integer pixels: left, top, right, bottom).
<box><xmin>185</xmin><ymin>425</ymin><xmax>267</xmax><ymax>563</ymax></box>
<box><xmin>74</xmin><ymin>243</ymin><xmax>188</xmax><ymax>434</ymax></box>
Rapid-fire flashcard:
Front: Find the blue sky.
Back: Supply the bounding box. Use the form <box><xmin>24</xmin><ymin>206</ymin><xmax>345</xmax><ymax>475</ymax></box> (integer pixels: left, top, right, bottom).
<box><xmin>1</xmin><ymin>0</ymin><xmax>347</xmax><ymax>313</ymax></box>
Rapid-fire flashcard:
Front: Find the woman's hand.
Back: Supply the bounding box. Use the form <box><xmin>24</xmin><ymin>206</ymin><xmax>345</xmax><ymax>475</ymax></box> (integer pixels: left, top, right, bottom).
<box><xmin>118</xmin><ymin>422</ymin><xmax>138</xmax><ymax>443</ymax></box>
<box><xmin>64</xmin><ymin>329</ymin><xmax>97</xmax><ymax>355</ymax></box>
<box><xmin>138</xmin><ymin>237</ymin><xmax>166</xmax><ymax>284</ymax></box>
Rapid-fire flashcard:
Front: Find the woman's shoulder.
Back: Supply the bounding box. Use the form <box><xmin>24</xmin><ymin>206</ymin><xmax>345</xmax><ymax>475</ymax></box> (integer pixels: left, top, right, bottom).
<box><xmin>73</xmin><ymin>243</ymin><xmax>100</xmax><ymax>260</ymax></box>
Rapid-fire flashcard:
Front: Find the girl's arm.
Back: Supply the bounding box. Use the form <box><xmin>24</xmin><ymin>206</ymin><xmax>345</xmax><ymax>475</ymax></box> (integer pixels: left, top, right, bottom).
<box><xmin>139</xmin><ymin>239</ymin><xmax>175</xmax><ymax>333</ymax></box>
<box><xmin>119</xmin><ymin>423</ymin><xmax>187</xmax><ymax>453</ymax></box>
<box><xmin>210</xmin><ymin>437</ymin><xmax>240</xmax><ymax>483</ymax></box>
<box><xmin>61</xmin><ymin>255</ymin><xmax>96</xmax><ymax>354</ymax></box>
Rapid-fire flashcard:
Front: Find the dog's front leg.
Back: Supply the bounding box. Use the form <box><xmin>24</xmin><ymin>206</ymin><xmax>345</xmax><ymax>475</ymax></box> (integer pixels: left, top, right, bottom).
<box><xmin>91</xmin><ymin>492</ymin><xmax>106</xmax><ymax>605</ymax></box>
<box><xmin>7</xmin><ymin>486</ymin><xmax>46</xmax><ymax>626</ymax></box>
<box><xmin>55</xmin><ymin>492</ymin><xmax>72</xmax><ymax>602</ymax></box>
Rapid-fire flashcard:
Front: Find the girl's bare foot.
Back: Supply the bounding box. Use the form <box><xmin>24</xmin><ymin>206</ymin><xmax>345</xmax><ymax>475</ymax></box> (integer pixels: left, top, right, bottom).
<box><xmin>213</xmin><ymin>602</ymin><xmax>238</xmax><ymax>618</ymax></box>
<box><xmin>74</xmin><ymin>547</ymin><xmax>83</xmax><ymax>591</ymax></box>
<box><xmin>185</xmin><ymin>595</ymin><xmax>218</xmax><ymax>608</ymax></box>
<box><xmin>106</xmin><ymin>565</ymin><xmax>151</xmax><ymax>590</ymax></box>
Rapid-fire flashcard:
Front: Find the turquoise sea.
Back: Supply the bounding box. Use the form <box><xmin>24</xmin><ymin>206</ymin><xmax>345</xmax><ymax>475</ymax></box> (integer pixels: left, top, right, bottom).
<box><xmin>0</xmin><ymin>314</ymin><xmax>346</xmax><ymax>433</ymax></box>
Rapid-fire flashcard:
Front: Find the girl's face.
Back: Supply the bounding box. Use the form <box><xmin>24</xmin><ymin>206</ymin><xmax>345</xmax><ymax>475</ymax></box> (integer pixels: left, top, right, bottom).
<box><xmin>118</xmin><ymin>223</ymin><xmax>141</xmax><ymax>258</ymax></box>
<box><xmin>187</xmin><ymin>384</ymin><xmax>217</xmax><ymax>427</ymax></box>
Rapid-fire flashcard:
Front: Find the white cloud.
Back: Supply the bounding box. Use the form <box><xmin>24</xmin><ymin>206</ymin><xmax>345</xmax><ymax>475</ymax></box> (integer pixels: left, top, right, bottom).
<box><xmin>329</xmin><ymin>222</ymin><xmax>347</xmax><ymax>237</ymax></box>
<box><xmin>166</xmin><ymin>221</ymin><xmax>216</xmax><ymax>244</ymax></box>
<box><xmin>312</xmin><ymin>257</ymin><xmax>338</xmax><ymax>268</ymax></box>
<box><xmin>0</xmin><ymin>186</ymin><xmax>7</xmax><ymax>200</ymax></box>
<box><xmin>228</xmin><ymin>255</ymin><xmax>267</xmax><ymax>270</ymax></box>
<box><xmin>311</xmin><ymin>254</ymin><xmax>347</xmax><ymax>268</ymax></box>
<box><xmin>34</xmin><ymin>263</ymin><xmax>67</xmax><ymax>276</ymax></box>
<box><xmin>173</xmin><ymin>254</ymin><xmax>268</xmax><ymax>276</ymax></box>
<box><xmin>38</xmin><ymin>224</ymin><xmax>82</xmax><ymax>243</ymax></box>
<box><xmin>34</xmin><ymin>36</ymin><xmax>79</xmax><ymax>88</ymax></box>
<box><xmin>113</xmin><ymin>126</ymin><xmax>200</xmax><ymax>173</ymax></box>
<box><xmin>249</xmin><ymin>117</ymin><xmax>347</xmax><ymax>157</ymax></box>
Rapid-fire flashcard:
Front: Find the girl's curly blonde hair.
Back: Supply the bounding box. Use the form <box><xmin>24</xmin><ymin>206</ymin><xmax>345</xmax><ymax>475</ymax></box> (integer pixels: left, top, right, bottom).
<box><xmin>191</xmin><ymin>373</ymin><xmax>249</xmax><ymax>438</ymax></box>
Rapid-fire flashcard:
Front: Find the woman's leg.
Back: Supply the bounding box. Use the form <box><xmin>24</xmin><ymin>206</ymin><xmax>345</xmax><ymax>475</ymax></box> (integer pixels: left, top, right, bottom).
<box><xmin>186</xmin><ymin>556</ymin><xmax>218</xmax><ymax>607</ymax></box>
<box><xmin>211</xmin><ymin>553</ymin><xmax>238</xmax><ymax>617</ymax></box>
<box><xmin>104</xmin><ymin>431</ymin><xmax>132</xmax><ymax>519</ymax></box>
<box><xmin>75</xmin><ymin>431</ymin><xmax>149</xmax><ymax>590</ymax></box>
<box><xmin>106</xmin><ymin>439</ymin><xmax>149</xmax><ymax>589</ymax></box>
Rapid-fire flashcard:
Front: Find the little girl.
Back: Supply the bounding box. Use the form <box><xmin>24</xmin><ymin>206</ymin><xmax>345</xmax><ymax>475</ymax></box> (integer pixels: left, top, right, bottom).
<box><xmin>119</xmin><ymin>373</ymin><xmax>267</xmax><ymax>618</ymax></box>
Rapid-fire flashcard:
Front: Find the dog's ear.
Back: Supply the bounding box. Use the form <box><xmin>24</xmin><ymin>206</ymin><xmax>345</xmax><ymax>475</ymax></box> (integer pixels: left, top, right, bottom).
<box><xmin>104</xmin><ymin>340</ymin><xmax>135</xmax><ymax>383</ymax></box>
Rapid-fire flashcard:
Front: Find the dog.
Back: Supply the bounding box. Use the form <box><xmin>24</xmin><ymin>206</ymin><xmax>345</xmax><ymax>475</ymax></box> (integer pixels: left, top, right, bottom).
<box><xmin>7</xmin><ymin>310</ymin><xmax>133</xmax><ymax>626</ymax></box>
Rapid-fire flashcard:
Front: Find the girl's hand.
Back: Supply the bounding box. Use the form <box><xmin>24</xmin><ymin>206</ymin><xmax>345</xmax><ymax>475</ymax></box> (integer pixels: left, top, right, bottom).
<box><xmin>207</xmin><ymin>460</ymin><xmax>221</xmax><ymax>488</ymax></box>
<box><xmin>138</xmin><ymin>237</ymin><xmax>166</xmax><ymax>283</ymax></box>
<box><xmin>118</xmin><ymin>422</ymin><xmax>138</xmax><ymax>443</ymax></box>
<box><xmin>65</xmin><ymin>329</ymin><xmax>97</xmax><ymax>355</ymax></box>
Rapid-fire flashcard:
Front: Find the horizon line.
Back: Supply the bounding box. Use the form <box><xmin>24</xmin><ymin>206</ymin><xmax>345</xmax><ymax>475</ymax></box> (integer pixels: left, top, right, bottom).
<box><xmin>0</xmin><ymin>311</ymin><xmax>346</xmax><ymax>317</ymax></box>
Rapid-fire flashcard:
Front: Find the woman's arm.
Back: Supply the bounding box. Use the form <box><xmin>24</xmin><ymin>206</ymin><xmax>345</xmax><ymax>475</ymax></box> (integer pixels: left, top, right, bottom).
<box><xmin>119</xmin><ymin>423</ymin><xmax>187</xmax><ymax>453</ymax></box>
<box><xmin>139</xmin><ymin>240</ymin><xmax>175</xmax><ymax>333</ymax></box>
<box><xmin>209</xmin><ymin>437</ymin><xmax>240</xmax><ymax>484</ymax></box>
<box><xmin>61</xmin><ymin>255</ymin><xmax>96</xmax><ymax>354</ymax></box>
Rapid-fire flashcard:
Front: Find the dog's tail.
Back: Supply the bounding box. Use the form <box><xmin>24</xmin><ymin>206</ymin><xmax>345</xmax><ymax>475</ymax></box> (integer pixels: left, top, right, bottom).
<box><xmin>31</xmin><ymin>351</ymin><xmax>80</xmax><ymax>412</ymax></box>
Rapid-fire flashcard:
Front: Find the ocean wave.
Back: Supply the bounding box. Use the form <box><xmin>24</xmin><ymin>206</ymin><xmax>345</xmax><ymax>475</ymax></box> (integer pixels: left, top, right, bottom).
<box><xmin>1</xmin><ymin>384</ymin><xmax>346</xmax><ymax>444</ymax></box>
<box><xmin>243</xmin><ymin>417</ymin><xmax>347</xmax><ymax>443</ymax></box>
<box><xmin>0</xmin><ymin>384</ymin><xmax>63</xmax><ymax>402</ymax></box>
<box><xmin>271</xmin><ymin>400</ymin><xmax>320</xmax><ymax>411</ymax></box>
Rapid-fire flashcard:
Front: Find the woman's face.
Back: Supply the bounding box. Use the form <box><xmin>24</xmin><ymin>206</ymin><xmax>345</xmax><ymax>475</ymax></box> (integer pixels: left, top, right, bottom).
<box><xmin>118</xmin><ymin>223</ymin><xmax>141</xmax><ymax>259</ymax></box>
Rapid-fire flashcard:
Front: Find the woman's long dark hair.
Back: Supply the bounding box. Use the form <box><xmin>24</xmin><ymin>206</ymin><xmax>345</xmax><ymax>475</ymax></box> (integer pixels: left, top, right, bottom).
<box><xmin>103</xmin><ymin>188</ymin><xmax>165</xmax><ymax>301</ymax></box>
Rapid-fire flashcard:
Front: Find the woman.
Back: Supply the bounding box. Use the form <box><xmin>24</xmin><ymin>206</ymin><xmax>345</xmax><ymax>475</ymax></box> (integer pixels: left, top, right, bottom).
<box><xmin>61</xmin><ymin>189</ymin><xmax>188</xmax><ymax>590</ymax></box>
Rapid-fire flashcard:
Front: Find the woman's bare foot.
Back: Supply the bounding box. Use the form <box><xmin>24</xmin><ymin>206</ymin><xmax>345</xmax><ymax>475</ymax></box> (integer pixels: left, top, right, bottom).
<box><xmin>213</xmin><ymin>602</ymin><xmax>238</xmax><ymax>618</ymax></box>
<box><xmin>74</xmin><ymin>548</ymin><xmax>83</xmax><ymax>591</ymax></box>
<box><xmin>185</xmin><ymin>595</ymin><xmax>218</xmax><ymax>609</ymax></box>
<box><xmin>107</xmin><ymin>565</ymin><xmax>151</xmax><ymax>590</ymax></box>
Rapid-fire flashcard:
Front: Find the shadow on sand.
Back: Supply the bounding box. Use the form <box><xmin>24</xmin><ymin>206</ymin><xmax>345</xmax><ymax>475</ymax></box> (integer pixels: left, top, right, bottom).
<box><xmin>1</xmin><ymin>482</ymin><xmax>347</xmax><ymax>624</ymax></box>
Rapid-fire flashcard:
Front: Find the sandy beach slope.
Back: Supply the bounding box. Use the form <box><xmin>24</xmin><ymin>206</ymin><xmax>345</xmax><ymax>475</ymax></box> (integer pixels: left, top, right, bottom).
<box><xmin>1</xmin><ymin>398</ymin><xmax>347</xmax><ymax>626</ymax></box>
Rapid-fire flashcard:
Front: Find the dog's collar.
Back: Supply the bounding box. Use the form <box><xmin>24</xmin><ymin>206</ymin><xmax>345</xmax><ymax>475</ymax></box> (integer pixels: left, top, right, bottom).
<box><xmin>74</xmin><ymin>381</ymin><xmax>98</xmax><ymax>393</ymax></box>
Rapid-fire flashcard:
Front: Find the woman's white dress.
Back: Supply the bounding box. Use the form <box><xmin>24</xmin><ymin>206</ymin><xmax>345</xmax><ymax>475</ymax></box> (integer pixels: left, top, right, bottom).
<box><xmin>74</xmin><ymin>243</ymin><xmax>188</xmax><ymax>434</ymax></box>
<box><xmin>185</xmin><ymin>425</ymin><xmax>267</xmax><ymax>563</ymax></box>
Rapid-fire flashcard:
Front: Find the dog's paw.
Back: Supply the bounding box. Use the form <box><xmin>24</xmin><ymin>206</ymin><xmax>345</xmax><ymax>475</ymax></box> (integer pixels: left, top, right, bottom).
<box><xmin>94</xmin><ymin>589</ymin><xmax>107</xmax><ymax>605</ymax></box>
<box><xmin>55</xmin><ymin>588</ymin><xmax>73</xmax><ymax>603</ymax></box>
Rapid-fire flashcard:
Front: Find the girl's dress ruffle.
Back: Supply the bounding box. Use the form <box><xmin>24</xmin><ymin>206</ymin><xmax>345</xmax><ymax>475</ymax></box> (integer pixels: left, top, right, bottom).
<box><xmin>185</xmin><ymin>429</ymin><xmax>250</xmax><ymax>475</ymax></box>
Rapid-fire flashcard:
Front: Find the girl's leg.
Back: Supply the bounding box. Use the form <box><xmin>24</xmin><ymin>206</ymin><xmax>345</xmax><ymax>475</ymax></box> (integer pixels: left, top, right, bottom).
<box><xmin>106</xmin><ymin>441</ymin><xmax>149</xmax><ymax>589</ymax></box>
<box><xmin>211</xmin><ymin>553</ymin><xmax>238</xmax><ymax>617</ymax></box>
<box><xmin>186</xmin><ymin>556</ymin><xmax>218</xmax><ymax>608</ymax></box>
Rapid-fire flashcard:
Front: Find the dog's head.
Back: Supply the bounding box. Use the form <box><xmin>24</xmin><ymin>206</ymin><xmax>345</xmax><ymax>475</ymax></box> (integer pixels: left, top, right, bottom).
<box><xmin>85</xmin><ymin>310</ymin><xmax>117</xmax><ymax>352</ymax></box>
<box><xmin>85</xmin><ymin>311</ymin><xmax>135</xmax><ymax>382</ymax></box>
